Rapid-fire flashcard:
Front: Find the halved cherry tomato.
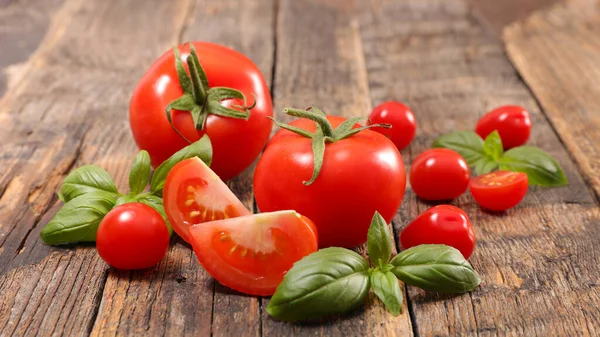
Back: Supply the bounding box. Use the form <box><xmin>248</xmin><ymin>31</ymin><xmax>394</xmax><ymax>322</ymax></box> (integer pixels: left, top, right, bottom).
<box><xmin>400</xmin><ymin>205</ymin><xmax>475</xmax><ymax>259</ymax></box>
<box><xmin>163</xmin><ymin>157</ymin><xmax>250</xmax><ymax>243</ymax></box>
<box><xmin>475</xmin><ymin>105</ymin><xmax>531</xmax><ymax>149</ymax></box>
<box><xmin>409</xmin><ymin>148</ymin><xmax>470</xmax><ymax>200</ymax></box>
<box><xmin>189</xmin><ymin>210</ymin><xmax>318</xmax><ymax>296</ymax></box>
<box><xmin>470</xmin><ymin>171</ymin><xmax>528</xmax><ymax>211</ymax></box>
<box><xmin>368</xmin><ymin>101</ymin><xmax>417</xmax><ymax>151</ymax></box>
<box><xmin>97</xmin><ymin>203</ymin><xmax>170</xmax><ymax>270</ymax></box>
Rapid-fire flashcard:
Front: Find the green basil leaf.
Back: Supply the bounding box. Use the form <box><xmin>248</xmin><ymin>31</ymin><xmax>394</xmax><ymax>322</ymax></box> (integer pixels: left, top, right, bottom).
<box><xmin>474</xmin><ymin>157</ymin><xmax>498</xmax><ymax>175</ymax></box>
<box><xmin>58</xmin><ymin>165</ymin><xmax>119</xmax><ymax>203</ymax></box>
<box><xmin>390</xmin><ymin>244</ymin><xmax>480</xmax><ymax>293</ymax></box>
<box><xmin>483</xmin><ymin>130</ymin><xmax>503</xmax><ymax>162</ymax></box>
<box><xmin>370</xmin><ymin>269</ymin><xmax>403</xmax><ymax>316</ymax></box>
<box><xmin>367</xmin><ymin>211</ymin><xmax>393</xmax><ymax>267</ymax></box>
<box><xmin>267</xmin><ymin>247</ymin><xmax>370</xmax><ymax>321</ymax></box>
<box><xmin>40</xmin><ymin>191</ymin><xmax>117</xmax><ymax>245</ymax></box>
<box><xmin>136</xmin><ymin>194</ymin><xmax>173</xmax><ymax>236</ymax></box>
<box><xmin>432</xmin><ymin>131</ymin><xmax>486</xmax><ymax>166</ymax></box>
<box><xmin>150</xmin><ymin>134</ymin><xmax>212</xmax><ymax>196</ymax></box>
<box><xmin>129</xmin><ymin>150</ymin><xmax>151</xmax><ymax>195</ymax></box>
<box><xmin>498</xmin><ymin>146</ymin><xmax>568</xmax><ymax>186</ymax></box>
<box><xmin>115</xmin><ymin>194</ymin><xmax>137</xmax><ymax>206</ymax></box>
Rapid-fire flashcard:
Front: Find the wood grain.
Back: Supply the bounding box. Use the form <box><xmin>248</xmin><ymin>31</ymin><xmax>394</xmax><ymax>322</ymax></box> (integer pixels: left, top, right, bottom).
<box><xmin>469</xmin><ymin>0</ymin><xmax>559</xmax><ymax>36</ymax></box>
<box><xmin>360</xmin><ymin>0</ymin><xmax>600</xmax><ymax>335</ymax></box>
<box><xmin>504</xmin><ymin>0</ymin><xmax>600</xmax><ymax>201</ymax></box>
<box><xmin>262</xmin><ymin>0</ymin><xmax>413</xmax><ymax>335</ymax></box>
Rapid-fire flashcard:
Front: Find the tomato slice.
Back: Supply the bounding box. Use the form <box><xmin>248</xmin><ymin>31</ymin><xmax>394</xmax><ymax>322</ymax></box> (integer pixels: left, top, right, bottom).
<box><xmin>469</xmin><ymin>171</ymin><xmax>528</xmax><ymax>211</ymax></box>
<box><xmin>163</xmin><ymin>157</ymin><xmax>251</xmax><ymax>243</ymax></box>
<box><xmin>189</xmin><ymin>210</ymin><xmax>318</xmax><ymax>296</ymax></box>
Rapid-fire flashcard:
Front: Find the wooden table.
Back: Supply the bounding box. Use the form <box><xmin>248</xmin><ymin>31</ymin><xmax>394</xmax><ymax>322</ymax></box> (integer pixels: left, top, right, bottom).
<box><xmin>1</xmin><ymin>0</ymin><xmax>599</xmax><ymax>335</ymax></box>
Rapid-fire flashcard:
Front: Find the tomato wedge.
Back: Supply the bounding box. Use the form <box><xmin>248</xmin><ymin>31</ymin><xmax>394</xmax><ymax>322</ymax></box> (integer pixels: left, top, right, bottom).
<box><xmin>189</xmin><ymin>211</ymin><xmax>318</xmax><ymax>295</ymax></box>
<box><xmin>469</xmin><ymin>171</ymin><xmax>528</xmax><ymax>211</ymax></box>
<box><xmin>163</xmin><ymin>157</ymin><xmax>250</xmax><ymax>243</ymax></box>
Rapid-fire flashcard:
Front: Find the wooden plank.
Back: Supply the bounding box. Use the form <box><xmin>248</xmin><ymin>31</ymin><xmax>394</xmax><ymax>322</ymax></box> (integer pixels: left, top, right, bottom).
<box><xmin>469</xmin><ymin>0</ymin><xmax>558</xmax><ymax>37</ymax></box>
<box><xmin>359</xmin><ymin>0</ymin><xmax>600</xmax><ymax>335</ymax></box>
<box><xmin>504</xmin><ymin>0</ymin><xmax>600</xmax><ymax>201</ymax></box>
<box><xmin>261</xmin><ymin>1</ymin><xmax>413</xmax><ymax>335</ymax></box>
<box><xmin>0</xmin><ymin>0</ymin><xmax>193</xmax><ymax>335</ymax></box>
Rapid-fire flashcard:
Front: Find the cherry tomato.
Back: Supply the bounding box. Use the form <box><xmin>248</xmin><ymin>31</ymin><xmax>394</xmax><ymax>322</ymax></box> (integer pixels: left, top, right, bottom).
<box><xmin>189</xmin><ymin>210</ymin><xmax>318</xmax><ymax>296</ymax></box>
<box><xmin>255</xmin><ymin>116</ymin><xmax>406</xmax><ymax>248</ymax></box>
<box><xmin>130</xmin><ymin>42</ymin><xmax>273</xmax><ymax>181</ymax></box>
<box><xmin>96</xmin><ymin>203</ymin><xmax>170</xmax><ymax>270</ymax></box>
<box><xmin>163</xmin><ymin>157</ymin><xmax>251</xmax><ymax>243</ymax></box>
<box><xmin>409</xmin><ymin>149</ymin><xmax>470</xmax><ymax>200</ymax></box>
<box><xmin>475</xmin><ymin>105</ymin><xmax>531</xmax><ymax>149</ymax></box>
<box><xmin>368</xmin><ymin>101</ymin><xmax>417</xmax><ymax>150</ymax></box>
<box><xmin>470</xmin><ymin>171</ymin><xmax>528</xmax><ymax>211</ymax></box>
<box><xmin>400</xmin><ymin>205</ymin><xmax>475</xmax><ymax>259</ymax></box>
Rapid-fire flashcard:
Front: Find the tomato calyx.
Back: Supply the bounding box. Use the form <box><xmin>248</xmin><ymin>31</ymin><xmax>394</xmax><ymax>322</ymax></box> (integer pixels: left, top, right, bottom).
<box><xmin>269</xmin><ymin>107</ymin><xmax>391</xmax><ymax>185</ymax></box>
<box><xmin>166</xmin><ymin>43</ymin><xmax>256</xmax><ymax>142</ymax></box>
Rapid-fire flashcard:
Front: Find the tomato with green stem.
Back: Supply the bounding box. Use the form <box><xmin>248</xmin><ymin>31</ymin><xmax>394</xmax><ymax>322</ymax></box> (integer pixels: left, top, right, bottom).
<box><xmin>254</xmin><ymin>107</ymin><xmax>406</xmax><ymax>248</ymax></box>
<box><xmin>189</xmin><ymin>210</ymin><xmax>318</xmax><ymax>296</ymax></box>
<box><xmin>96</xmin><ymin>203</ymin><xmax>170</xmax><ymax>270</ymax></box>
<box><xmin>470</xmin><ymin>171</ymin><xmax>528</xmax><ymax>211</ymax></box>
<box><xmin>163</xmin><ymin>157</ymin><xmax>251</xmax><ymax>243</ymax></box>
<box><xmin>129</xmin><ymin>42</ymin><xmax>273</xmax><ymax>181</ymax></box>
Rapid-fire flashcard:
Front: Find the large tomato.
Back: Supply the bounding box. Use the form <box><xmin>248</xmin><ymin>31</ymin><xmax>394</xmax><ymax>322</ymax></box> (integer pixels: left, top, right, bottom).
<box><xmin>130</xmin><ymin>42</ymin><xmax>273</xmax><ymax>181</ymax></box>
<box><xmin>254</xmin><ymin>108</ymin><xmax>406</xmax><ymax>248</ymax></box>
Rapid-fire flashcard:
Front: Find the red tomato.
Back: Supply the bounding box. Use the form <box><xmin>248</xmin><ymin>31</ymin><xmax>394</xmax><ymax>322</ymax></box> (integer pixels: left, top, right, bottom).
<box><xmin>163</xmin><ymin>157</ymin><xmax>251</xmax><ymax>243</ymax></box>
<box><xmin>96</xmin><ymin>203</ymin><xmax>170</xmax><ymax>270</ymax></box>
<box><xmin>130</xmin><ymin>42</ymin><xmax>273</xmax><ymax>181</ymax></box>
<box><xmin>410</xmin><ymin>148</ymin><xmax>470</xmax><ymax>200</ymax></box>
<box><xmin>475</xmin><ymin>105</ymin><xmax>531</xmax><ymax>149</ymax></box>
<box><xmin>368</xmin><ymin>101</ymin><xmax>417</xmax><ymax>150</ymax></box>
<box><xmin>470</xmin><ymin>171</ymin><xmax>528</xmax><ymax>211</ymax></box>
<box><xmin>400</xmin><ymin>205</ymin><xmax>476</xmax><ymax>259</ymax></box>
<box><xmin>189</xmin><ymin>210</ymin><xmax>318</xmax><ymax>296</ymax></box>
<box><xmin>254</xmin><ymin>116</ymin><xmax>406</xmax><ymax>248</ymax></box>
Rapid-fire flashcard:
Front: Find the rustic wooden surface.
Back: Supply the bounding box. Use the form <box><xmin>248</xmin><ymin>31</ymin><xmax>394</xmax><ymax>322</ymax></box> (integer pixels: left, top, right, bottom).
<box><xmin>0</xmin><ymin>0</ymin><xmax>599</xmax><ymax>336</ymax></box>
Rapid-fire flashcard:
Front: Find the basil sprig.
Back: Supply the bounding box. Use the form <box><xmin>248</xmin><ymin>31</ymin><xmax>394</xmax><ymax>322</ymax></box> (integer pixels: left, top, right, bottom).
<box><xmin>267</xmin><ymin>212</ymin><xmax>481</xmax><ymax>322</ymax></box>
<box><xmin>433</xmin><ymin>130</ymin><xmax>567</xmax><ymax>186</ymax></box>
<box><xmin>40</xmin><ymin>135</ymin><xmax>212</xmax><ymax>245</ymax></box>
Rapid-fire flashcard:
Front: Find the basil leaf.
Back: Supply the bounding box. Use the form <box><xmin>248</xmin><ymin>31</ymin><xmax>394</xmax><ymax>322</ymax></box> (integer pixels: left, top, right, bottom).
<box><xmin>150</xmin><ymin>134</ymin><xmax>212</xmax><ymax>195</ymax></box>
<box><xmin>370</xmin><ymin>269</ymin><xmax>403</xmax><ymax>316</ymax></box>
<box><xmin>129</xmin><ymin>150</ymin><xmax>151</xmax><ymax>195</ymax></box>
<box><xmin>367</xmin><ymin>211</ymin><xmax>393</xmax><ymax>267</ymax></box>
<box><xmin>474</xmin><ymin>157</ymin><xmax>498</xmax><ymax>175</ymax></box>
<box><xmin>267</xmin><ymin>247</ymin><xmax>370</xmax><ymax>321</ymax></box>
<box><xmin>390</xmin><ymin>244</ymin><xmax>480</xmax><ymax>293</ymax></box>
<box><xmin>137</xmin><ymin>194</ymin><xmax>173</xmax><ymax>236</ymax></box>
<box><xmin>483</xmin><ymin>130</ymin><xmax>503</xmax><ymax>162</ymax></box>
<box><xmin>498</xmin><ymin>146</ymin><xmax>568</xmax><ymax>187</ymax></box>
<box><xmin>40</xmin><ymin>191</ymin><xmax>117</xmax><ymax>245</ymax></box>
<box><xmin>115</xmin><ymin>194</ymin><xmax>137</xmax><ymax>206</ymax></box>
<box><xmin>432</xmin><ymin>131</ymin><xmax>486</xmax><ymax>166</ymax></box>
<box><xmin>58</xmin><ymin>165</ymin><xmax>119</xmax><ymax>203</ymax></box>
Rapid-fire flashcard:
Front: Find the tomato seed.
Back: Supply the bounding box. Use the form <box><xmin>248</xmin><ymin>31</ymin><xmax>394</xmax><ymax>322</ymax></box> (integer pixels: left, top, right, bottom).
<box><xmin>189</xmin><ymin>211</ymin><xmax>200</xmax><ymax>218</ymax></box>
<box><xmin>220</xmin><ymin>234</ymin><xmax>230</xmax><ymax>241</ymax></box>
<box><xmin>187</xmin><ymin>186</ymin><xmax>195</xmax><ymax>193</ymax></box>
<box><xmin>185</xmin><ymin>199</ymin><xmax>194</xmax><ymax>206</ymax></box>
<box><xmin>230</xmin><ymin>245</ymin><xmax>238</xmax><ymax>254</ymax></box>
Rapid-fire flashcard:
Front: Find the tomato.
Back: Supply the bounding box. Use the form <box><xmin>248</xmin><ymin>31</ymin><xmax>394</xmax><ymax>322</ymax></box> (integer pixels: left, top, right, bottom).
<box><xmin>189</xmin><ymin>210</ymin><xmax>318</xmax><ymax>295</ymax></box>
<box><xmin>409</xmin><ymin>148</ymin><xmax>470</xmax><ymax>200</ymax></box>
<box><xmin>254</xmin><ymin>114</ymin><xmax>406</xmax><ymax>248</ymax></box>
<box><xmin>96</xmin><ymin>203</ymin><xmax>170</xmax><ymax>270</ymax></box>
<box><xmin>368</xmin><ymin>101</ymin><xmax>417</xmax><ymax>151</ymax></box>
<box><xmin>475</xmin><ymin>105</ymin><xmax>531</xmax><ymax>149</ymax></box>
<box><xmin>163</xmin><ymin>157</ymin><xmax>250</xmax><ymax>243</ymax></box>
<box><xmin>400</xmin><ymin>205</ymin><xmax>476</xmax><ymax>259</ymax></box>
<box><xmin>130</xmin><ymin>42</ymin><xmax>273</xmax><ymax>181</ymax></box>
<box><xmin>470</xmin><ymin>171</ymin><xmax>528</xmax><ymax>211</ymax></box>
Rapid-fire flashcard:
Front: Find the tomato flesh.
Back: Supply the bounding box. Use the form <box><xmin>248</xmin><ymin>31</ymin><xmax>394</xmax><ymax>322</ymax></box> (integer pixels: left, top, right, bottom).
<box><xmin>189</xmin><ymin>211</ymin><xmax>318</xmax><ymax>296</ymax></box>
<box><xmin>400</xmin><ymin>205</ymin><xmax>476</xmax><ymax>259</ymax></box>
<box><xmin>475</xmin><ymin>105</ymin><xmax>531</xmax><ymax>149</ymax></box>
<box><xmin>164</xmin><ymin>157</ymin><xmax>250</xmax><ymax>243</ymax></box>
<box><xmin>409</xmin><ymin>148</ymin><xmax>470</xmax><ymax>200</ymax></box>
<box><xmin>368</xmin><ymin>101</ymin><xmax>417</xmax><ymax>151</ymax></box>
<box><xmin>470</xmin><ymin>171</ymin><xmax>528</xmax><ymax>211</ymax></box>
<box><xmin>96</xmin><ymin>203</ymin><xmax>170</xmax><ymax>270</ymax></box>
